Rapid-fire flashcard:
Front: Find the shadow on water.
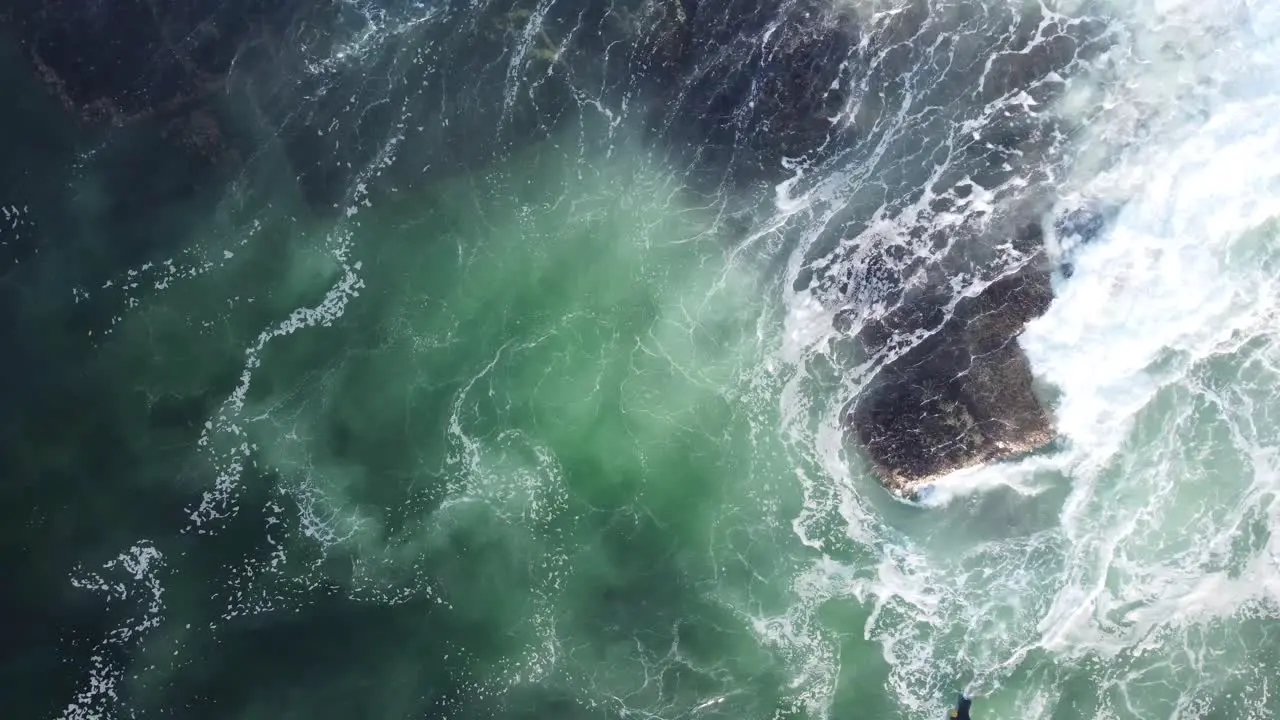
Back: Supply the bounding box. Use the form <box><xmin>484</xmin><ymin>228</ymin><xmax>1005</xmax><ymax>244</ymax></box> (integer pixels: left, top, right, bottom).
<box><xmin>158</xmin><ymin>595</ymin><xmax>476</xmax><ymax>720</ymax></box>
<box><xmin>0</xmin><ymin>30</ymin><xmax>228</xmax><ymax>716</ymax></box>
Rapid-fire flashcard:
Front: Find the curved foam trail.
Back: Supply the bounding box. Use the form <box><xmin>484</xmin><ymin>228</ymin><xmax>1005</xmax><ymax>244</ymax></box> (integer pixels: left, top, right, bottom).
<box><xmin>767</xmin><ymin>3</ymin><xmax>1280</xmax><ymax>717</ymax></box>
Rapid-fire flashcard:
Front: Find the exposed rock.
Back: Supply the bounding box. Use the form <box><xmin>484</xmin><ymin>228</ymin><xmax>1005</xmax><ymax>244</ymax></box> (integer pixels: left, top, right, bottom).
<box><xmin>8</xmin><ymin>0</ymin><xmax>1077</xmax><ymax>497</ymax></box>
<box><xmin>845</xmin><ymin>264</ymin><xmax>1055</xmax><ymax>496</ymax></box>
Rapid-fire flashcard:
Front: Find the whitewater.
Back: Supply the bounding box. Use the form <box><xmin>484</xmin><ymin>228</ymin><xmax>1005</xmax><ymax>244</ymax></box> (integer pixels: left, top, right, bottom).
<box><xmin>771</xmin><ymin>2</ymin><xmax>1280</xmax><ymax>717</ymax></box>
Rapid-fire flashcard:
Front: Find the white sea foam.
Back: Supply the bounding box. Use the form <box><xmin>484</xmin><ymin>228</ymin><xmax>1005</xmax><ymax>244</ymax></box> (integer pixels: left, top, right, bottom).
<box><xmin>763</xmin><ymin>1</ymin><xmax>1280</xmax><ymax>717</ymax></box>
<box><xmin>48</xmin><ymin>0</ymin><xmax>1280</xmax><ymax>717</ymax></box>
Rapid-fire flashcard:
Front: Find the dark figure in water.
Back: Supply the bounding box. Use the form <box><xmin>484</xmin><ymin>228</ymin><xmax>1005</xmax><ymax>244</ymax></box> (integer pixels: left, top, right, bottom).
<box><xmin>949</xmin><ymin>694</ymin><xmax>973</xmax><ymax>719</ymax></box>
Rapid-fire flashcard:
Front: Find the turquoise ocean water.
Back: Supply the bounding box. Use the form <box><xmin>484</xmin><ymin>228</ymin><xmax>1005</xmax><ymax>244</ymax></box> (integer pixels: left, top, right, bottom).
<box><xmin>2</xmin><ymin>1</ymin><xmax>1280</xmax><ymax>718</ymax></box>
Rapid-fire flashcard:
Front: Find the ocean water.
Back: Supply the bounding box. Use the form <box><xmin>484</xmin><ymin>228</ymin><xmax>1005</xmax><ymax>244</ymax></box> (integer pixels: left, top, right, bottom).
<box><xmin>2</xmin><ymin>1</ymin><xmax>1280</xmax><ymax>719</ymax></box>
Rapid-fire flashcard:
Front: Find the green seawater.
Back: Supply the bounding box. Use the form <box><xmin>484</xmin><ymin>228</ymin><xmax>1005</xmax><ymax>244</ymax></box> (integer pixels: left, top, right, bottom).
<box><xmin>5</xmin><ymin>7</ymin><xmax>1280</xmax><ymax>720</ymax></box>
<box><xmin>2</xmin><ymin>110</ymin><xmax>824</xmax><ymax>718</ymax></box>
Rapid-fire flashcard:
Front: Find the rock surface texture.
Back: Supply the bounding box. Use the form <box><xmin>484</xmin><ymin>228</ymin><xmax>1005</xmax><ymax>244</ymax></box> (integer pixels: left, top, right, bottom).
<box><xmin>845</xmin><ymin>265</ymin><xmax>1055</xmax><ymax>495</ymax></box>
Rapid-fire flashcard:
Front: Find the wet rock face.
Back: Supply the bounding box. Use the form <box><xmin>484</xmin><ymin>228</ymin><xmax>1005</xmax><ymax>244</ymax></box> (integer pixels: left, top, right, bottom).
<box><xmin>803</xmin><ymin>3</ymin><xmax>1116</xmax><ymax>494</ymax></box>
<box><xmin>845</xmin><ymin>264</ymin><xmax>1055</xmax><ymax>495</ymax></box>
